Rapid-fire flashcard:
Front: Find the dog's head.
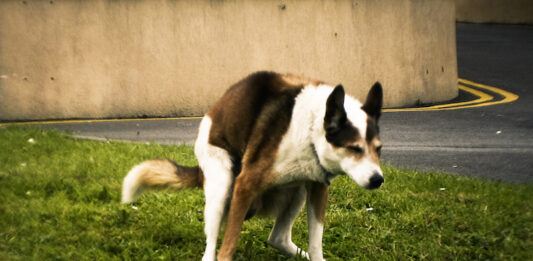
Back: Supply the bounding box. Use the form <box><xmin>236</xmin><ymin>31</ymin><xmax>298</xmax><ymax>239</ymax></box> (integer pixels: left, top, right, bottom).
<box><xmin>316</xmin><ymin>83</ymin><xmax>384</xmax><ymax>189</ymax></box>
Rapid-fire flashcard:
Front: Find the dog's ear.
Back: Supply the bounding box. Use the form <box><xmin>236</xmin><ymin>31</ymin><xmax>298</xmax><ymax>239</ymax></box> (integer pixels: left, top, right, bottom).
<box><xmin>324</xmin><ymin>84</ymin><xmax>347</xmax><ymax>137</ymax></box>
<box><xmin>362</xmin><ymin>82</ymin><xmax>383</xmax><ymax>122</ymax></box>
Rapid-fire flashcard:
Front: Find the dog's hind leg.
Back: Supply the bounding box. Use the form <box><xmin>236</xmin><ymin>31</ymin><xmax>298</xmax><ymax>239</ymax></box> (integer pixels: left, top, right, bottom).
<box><xmin>198</xmin><ymin>148</ymin><xmax>234</xmax><ymax>261</ymax></box>
<box><xmin>267</xmin><ymin>185</ymin><xmax>309</xmax><ymax>259</ymax></box>
<box><xmin>201</xmin><ymin>162</ymin><xmax>233</xmax><ymax>261</ymax></box>
<box><xmin>195</xmin><ymin>118</ymin><xmax>235</xmax><ymax>261</ymax></box>
<box><xmin>217</xmin><ymin>168</ymin><xmax>263</xmax><ymax>260</ymax></box>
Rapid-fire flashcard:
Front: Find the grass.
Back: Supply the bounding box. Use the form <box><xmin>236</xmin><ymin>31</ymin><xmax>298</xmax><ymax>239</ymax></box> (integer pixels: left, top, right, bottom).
<box><xmin>0</xmin><ymin>127</ymin><xmax>531</xmax><ymax>261</ymax></box>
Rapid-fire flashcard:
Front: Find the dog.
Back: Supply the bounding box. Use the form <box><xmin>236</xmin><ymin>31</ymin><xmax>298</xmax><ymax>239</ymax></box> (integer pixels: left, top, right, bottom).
<box><xmin>121</xmin><ymin>71</ymin><xmax>384</xmax><ymax>261</ymax></box>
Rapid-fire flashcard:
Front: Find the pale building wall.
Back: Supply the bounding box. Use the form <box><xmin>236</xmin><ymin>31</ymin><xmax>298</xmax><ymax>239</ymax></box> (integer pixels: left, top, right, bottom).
<box><xmin>0</xmin><ymin>0</ymin><xmax>457</xmax><ymax>120</ymax></box>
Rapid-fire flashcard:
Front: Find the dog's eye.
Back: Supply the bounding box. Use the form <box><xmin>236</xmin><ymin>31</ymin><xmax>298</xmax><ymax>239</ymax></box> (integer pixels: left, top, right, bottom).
<box><xmin>347</xmin><ymin>145</ymin><xmax>363</xmax><ymax>153</ymax></box>
<box><xmin>376</xmin><ymin>145</ymin><xmax>382</xmax><ymax>155</ymax></box>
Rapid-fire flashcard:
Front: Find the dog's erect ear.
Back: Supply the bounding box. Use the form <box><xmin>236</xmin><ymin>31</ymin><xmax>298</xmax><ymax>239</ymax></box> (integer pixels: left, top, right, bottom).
<box><xmin>324</xmin><ymin>84</ymin><xmax>347</xmax><ymax>136</ymax></box>
<box><xmin>362</xmin><ymin>82</ymin><xmax>383</xmax><ymax>121</ymax></box>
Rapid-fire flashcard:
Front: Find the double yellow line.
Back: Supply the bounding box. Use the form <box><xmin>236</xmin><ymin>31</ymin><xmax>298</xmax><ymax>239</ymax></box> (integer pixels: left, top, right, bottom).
<box><xmin>383</xmin><ymin>78</ymin><xmax>519</xmax><ymax>112</ymax></box>
<box><xmin>0</xmin><ymin>79</ymin><xmax>520</xmax><ymax>126</ymax></box>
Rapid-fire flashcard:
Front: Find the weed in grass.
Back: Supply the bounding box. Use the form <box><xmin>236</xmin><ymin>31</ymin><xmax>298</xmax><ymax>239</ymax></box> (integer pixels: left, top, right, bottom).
<box><xmin>0</xmin><ymin>127</ymin><xmax>531</xmax><ymax>260</ymax></box>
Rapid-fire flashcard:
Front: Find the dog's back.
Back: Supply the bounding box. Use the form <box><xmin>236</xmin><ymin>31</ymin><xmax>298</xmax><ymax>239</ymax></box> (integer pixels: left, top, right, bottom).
<box><xmin>205</xmin><ymin>71</ymin><xmax>320</xmax><ymax>166</ymax></box>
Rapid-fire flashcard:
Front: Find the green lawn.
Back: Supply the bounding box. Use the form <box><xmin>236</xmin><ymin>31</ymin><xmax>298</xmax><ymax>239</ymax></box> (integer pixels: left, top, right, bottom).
<box><xmin>0</xmin><ymin>127</ymin><xmax>531</xmax><ymax>260</ymax></box>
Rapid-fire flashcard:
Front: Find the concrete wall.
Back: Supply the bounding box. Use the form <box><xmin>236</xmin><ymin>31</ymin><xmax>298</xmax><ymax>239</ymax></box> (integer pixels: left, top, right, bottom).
<box><xmin>0</xmin><ymin>0</ymin><xmax>457</xmax><ymax>121</ymax></box>
<box><xmin>456</xmin><ymin>0</ymin><xmax>533</xmax><ymax>24</ymax></box>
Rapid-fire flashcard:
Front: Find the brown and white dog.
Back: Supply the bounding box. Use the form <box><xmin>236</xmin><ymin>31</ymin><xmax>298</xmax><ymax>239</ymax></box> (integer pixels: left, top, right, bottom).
<box><xmin>121</xmin><ymin>71</ymin><xmax>384</xmax><ymax>261</ymax></box>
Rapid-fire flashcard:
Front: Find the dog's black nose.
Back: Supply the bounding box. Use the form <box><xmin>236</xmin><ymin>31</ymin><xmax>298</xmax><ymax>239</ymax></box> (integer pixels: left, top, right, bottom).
<box><xmin>366</xmin><ymin>173</ymin><xmax>384</xmax><ymax>189</ymax></box>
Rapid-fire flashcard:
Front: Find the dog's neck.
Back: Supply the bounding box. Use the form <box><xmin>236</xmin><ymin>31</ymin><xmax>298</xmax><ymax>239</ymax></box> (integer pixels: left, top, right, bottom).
<box><xmin>310</xmin><ymin>144</ymin><xmax>334</xmax><ymax>185</ymax></box>
<box><xmin>273</xmin><ymin>84</ymin><xmax>341</xmax><ymax>185</ymax></box>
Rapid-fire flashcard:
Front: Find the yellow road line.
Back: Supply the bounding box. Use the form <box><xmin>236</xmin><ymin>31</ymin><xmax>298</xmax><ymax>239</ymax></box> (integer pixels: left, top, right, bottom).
<box><xmin>430</xmin><ymin>85</ymin><xmax>493</xmax><ymax>109</ymax></box>
<box><xmin>384</xmin><ymin>78</ymin><xmax>518</xmax><ymax>112</ymax></box>
<box><xmin>382</xmin><ymin>84</ymin><xmax>493</xmax><ymax>112</ymax></box>
<box><xmin>0</xmin><ymin>78</ymin><xmax>519</xmax><ymax>126</ymax></box>
<box><xmin>458</xmin><ymin>78</ymin><xmax>519</xmax><ymax>107</ymax></box>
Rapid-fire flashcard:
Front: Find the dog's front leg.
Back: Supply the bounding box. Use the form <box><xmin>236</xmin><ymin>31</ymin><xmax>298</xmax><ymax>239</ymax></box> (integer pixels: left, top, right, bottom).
<box><xmin>217</xmin><ymin>172</ymin><xmax>262</xmax><ymax>261</ymax></box>
<box><xmin>306</xmin><ymin>182</ymin><xmax>329</xmax><ymax>261</ymax></box>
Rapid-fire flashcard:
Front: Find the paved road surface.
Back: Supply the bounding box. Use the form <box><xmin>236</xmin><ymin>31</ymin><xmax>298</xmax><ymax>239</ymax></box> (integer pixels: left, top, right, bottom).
<box><xmin>23</xmin><ymin>23</ymin><xmax>533</xmax><ymax>183</ymax></box>
<box><xmin>381</xmin><ymin>23</ymin><xmax>533</xmax><ymax>183</ymax></box>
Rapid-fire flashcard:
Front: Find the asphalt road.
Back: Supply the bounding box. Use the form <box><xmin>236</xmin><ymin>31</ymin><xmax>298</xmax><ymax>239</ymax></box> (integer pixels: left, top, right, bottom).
<box><xmin>381</xmin><ymin>23</ymin><xmax>533</xmax><ymax>183</ymax></box>
<box><xmin>32</xmin><ymin>23</ymin><xmax>533</xmax><ymax>183</ymax></box>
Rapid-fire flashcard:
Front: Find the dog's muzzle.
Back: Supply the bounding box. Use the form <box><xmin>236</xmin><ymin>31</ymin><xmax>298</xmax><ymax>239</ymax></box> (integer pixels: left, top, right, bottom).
<box><xmin>365</xmin><ymin>173</ymin><xmax>384</xmax><ymax>190</ymax></box>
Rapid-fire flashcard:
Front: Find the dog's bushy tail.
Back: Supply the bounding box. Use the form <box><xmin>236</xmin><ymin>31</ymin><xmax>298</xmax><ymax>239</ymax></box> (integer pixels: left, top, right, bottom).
<box><xmin>121</xmin><ymin>159</ymin><xmax>204</xmax><ymax>204</ymax></box>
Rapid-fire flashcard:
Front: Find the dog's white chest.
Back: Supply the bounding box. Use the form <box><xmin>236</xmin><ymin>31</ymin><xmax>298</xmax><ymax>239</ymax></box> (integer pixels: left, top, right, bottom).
<box><xmin>273</xmin><ymin>145</ymin><xmax>326</xmax><ymax>185</ymax></box>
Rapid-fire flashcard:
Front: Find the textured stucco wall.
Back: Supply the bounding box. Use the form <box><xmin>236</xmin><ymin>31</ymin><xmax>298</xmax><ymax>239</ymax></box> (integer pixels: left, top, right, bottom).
<box><xmin>0</xmin><ymin>0</ymin><xmax>457</xmax><ymax>121</ymax></box>
<box><xmin>456</xmin><ymin>0</ymin><xmax>533</xmax><ymax>24</ymax></box>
